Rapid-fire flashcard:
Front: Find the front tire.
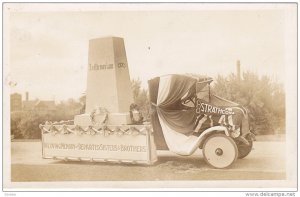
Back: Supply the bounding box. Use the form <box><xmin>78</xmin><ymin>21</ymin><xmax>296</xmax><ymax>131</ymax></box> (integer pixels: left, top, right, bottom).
<box><xmin>202</xmin><ymin>134</ymin><xmax>238</xmax><ymax>169</ymax></box>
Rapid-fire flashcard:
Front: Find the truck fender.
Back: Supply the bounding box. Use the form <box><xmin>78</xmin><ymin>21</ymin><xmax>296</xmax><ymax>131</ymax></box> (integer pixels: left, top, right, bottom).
<box><xmin>198</xmin><ymin>126</ymin><xmax>229</xmax><ymax>149</ymax></box>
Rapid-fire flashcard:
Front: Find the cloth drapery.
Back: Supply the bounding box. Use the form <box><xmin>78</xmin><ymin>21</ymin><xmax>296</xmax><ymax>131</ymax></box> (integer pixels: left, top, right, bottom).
<box><xmin>157</xmin><ymin>75</ymin><xmax>197</xmax><ymax>134</ymax></box>
<box><xmin>156</xmin><ymin>75</ymin><xmax>203</xmax><ymax>155</ymax></box>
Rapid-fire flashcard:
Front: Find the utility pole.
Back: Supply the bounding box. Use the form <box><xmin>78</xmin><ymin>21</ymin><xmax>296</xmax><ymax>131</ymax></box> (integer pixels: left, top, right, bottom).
<box><xmin>237</xmin><ymin>60</ymin><xmax>241</xmax><ymax>81</ymax></box>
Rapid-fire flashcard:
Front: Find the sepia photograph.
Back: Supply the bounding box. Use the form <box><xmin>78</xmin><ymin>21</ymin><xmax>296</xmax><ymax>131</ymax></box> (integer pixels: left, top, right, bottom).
<box><xmin>2</xmin><ymin>2</ymin><xmax>297</xmax><ymax>192</ymax></box>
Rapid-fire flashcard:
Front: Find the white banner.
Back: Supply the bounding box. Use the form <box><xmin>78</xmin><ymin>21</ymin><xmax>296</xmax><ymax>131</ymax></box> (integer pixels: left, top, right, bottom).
<box><xmin>42</xmin><ymin>131</ymin><xmax>157</xmax><ymax>164</ymax></box>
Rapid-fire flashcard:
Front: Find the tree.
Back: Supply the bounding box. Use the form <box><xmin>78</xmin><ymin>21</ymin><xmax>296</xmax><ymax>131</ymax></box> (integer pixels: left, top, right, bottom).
<box><xmin>131</xmin><ymin>79</ymin><xmax>151</xmax><ymax>121</ymax></box>
<box><xmin>11</xmin><ymin>111</ymin><xmax>23</xmax><ymax>138</ymax></box>
<box><xmin>212</xmin><ymin>71</ymin><xmax>285</xmax><ymax>135</ymax></box>
<box><xmin>131</xmin><ymin>79</ymin><xmax>142</xmax><ymax>101</ymax></box>
<box><xmin>11</xmin><ymin>97</ymin><xmax>85</xmax><ymax>139</ymax></box>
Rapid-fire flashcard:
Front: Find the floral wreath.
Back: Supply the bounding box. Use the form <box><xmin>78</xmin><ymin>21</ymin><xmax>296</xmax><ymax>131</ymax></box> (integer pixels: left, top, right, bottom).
<box><xmin>90</xmin><ymin>107</ymin><xmax>109</xmax><ymax>126</ymax></box>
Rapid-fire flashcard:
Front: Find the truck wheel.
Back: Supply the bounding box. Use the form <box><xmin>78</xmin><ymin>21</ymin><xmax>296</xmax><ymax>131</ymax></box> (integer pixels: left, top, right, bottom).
<box><xmin>236</xmin><ymin>134</ymin><xmax>253</xmax><ymax>159</ymax></box>
<box><xmin>202</xmin><ymin>134</ymin><xmax>238</xmax><ymax>169</ymax></box>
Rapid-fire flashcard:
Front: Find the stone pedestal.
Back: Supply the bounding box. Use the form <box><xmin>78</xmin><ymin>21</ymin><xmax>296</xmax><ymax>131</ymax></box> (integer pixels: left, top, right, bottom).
<box><xmin>74</xmin><ymin>113</ymin><xmax>132</xmax><ymax>127</ymax></box>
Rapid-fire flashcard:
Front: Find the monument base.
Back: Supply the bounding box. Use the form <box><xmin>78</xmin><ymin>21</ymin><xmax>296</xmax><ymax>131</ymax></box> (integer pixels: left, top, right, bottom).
<box><xmin>74</xmin><ymin>112</ymin><xmax>132</xmax><ymax>127</ymax></box>
<box><xmin>108</xmin><ymin>112</ymin><xmax>132</xmax><ymax>125</ymax></box>
<box><xmin>40</xmin><ymin>124</ymin><xmax>157</xmax><ymax>165</ymax></box>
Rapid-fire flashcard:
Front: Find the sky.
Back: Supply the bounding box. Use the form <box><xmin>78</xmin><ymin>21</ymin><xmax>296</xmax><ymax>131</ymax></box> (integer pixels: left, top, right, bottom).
<box><xmin>6</xmin><ymin>4</ymin><xmax>292</xmax><ymax>101</ymax></box>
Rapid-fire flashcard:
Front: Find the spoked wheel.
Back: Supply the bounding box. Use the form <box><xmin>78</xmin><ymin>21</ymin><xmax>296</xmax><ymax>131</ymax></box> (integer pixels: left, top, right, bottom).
<box><xmin>235</xmin><ymin>134</ymin><xmax>253</xmax><ymax>159</ymax></box>
<box><xmin>202</xmin><ymin>134</ymin><xmax>238</xmax><ymax>169</ymax></box>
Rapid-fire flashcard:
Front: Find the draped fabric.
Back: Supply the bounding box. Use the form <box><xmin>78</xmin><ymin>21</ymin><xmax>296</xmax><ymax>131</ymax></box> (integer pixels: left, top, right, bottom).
<box><xmin>157</xmin><ymin>109</ymin><xmax>195</xmax><ymax>134</ymax></box>
<box><xmin>157</xmin><ymin>75</ymin><xmax>197</xmax><ymax>109</ymax></box>
<box><xmin>148</xmin><ymin>77</ymin><xmax>168</xmax><ymax>150</ymax></box>
<box><xmin>156</xmin><ymin>75</ymin><xmax>203</xmax><ymax>155</ymax></box>
<box><xmin>157</xmin><ymin>75</ymin><xmax>197</xmax><ymax>134</ymax></box>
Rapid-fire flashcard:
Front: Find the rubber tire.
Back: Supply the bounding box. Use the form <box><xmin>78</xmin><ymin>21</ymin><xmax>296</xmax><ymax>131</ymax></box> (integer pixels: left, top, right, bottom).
<box><xmin>236</xmin><ymin>134</ymin><xmax>253</xmax><ymax>159</ymax></box>
<box><xmin>202</xmin><ymin>134</ymin><xmax>238</xmax><ymax>169</ymax></box>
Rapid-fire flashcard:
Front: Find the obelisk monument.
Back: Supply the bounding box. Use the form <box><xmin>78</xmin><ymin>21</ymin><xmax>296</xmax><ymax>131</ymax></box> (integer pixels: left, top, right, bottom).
<box><xmin>85</xmin><ymin>37</ymin><xmax>133</xmax><ymax>113</ymax></box>
<box><xmin>75</xmin><ymin>37</ymin><xmax>133</xmax><ymax>126</ymax></box>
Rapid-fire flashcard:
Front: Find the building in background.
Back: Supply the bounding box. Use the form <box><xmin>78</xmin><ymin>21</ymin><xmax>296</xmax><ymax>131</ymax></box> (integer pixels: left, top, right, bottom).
<box><xmin>22</xmin><ymin>92</ymin><xmax>56</xmax><ymax>113</ymax></box>
<box><xmin>22</xmin><ymin>91</ymin><xmax>36</xmax><ymax>111</ymax></box>
<box><xmin>10</xmin><ymin>93</ymin><xmax>22</xmax><ymax>112</ymax></box>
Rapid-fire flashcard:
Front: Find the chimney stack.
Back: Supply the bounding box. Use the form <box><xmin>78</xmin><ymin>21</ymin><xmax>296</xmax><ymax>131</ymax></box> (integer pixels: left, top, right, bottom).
<box><xmin>25</xmin><ymin>92</ymin><xmax>29</xmax><ymax>101</ymax></box>
<box><xmin>236</xmin><ymin>60</ymin><xmax>241</xmax><ymax>80</ymax></box>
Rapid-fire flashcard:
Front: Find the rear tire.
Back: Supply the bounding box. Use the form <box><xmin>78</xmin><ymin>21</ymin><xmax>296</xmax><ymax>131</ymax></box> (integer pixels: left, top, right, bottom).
<box><xmin>202</xmin><ymin>134</ymin><xmax>238</xmax><ymax>169</ymax></box>
<box><xmin>236</xmin><ymin>134</ymin><xmax>253</xmax><ymax>159</ymax></box>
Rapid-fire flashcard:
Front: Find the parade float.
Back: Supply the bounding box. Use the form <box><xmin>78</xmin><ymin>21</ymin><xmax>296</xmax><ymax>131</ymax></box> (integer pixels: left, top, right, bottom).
<box><xmin>40</xmin><ymin>37</ymin><xmax>255</xmax><ymax>168</ymax></box>
<box><xmin>40</xmin><ymin>37</ymin><xmax>157</xmax><ymax>165</ymax></box>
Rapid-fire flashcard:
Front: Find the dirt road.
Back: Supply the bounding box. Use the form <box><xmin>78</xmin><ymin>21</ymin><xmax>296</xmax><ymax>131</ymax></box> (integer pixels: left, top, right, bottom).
<box><xmin>10</xmin><ymin>140</ymin><xmax>285</xmax><ymax>182</ymax></box>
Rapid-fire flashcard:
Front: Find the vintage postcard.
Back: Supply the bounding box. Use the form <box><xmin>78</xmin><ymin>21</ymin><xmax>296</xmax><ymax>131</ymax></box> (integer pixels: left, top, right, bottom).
<box><xmin>2</xmin><ymin>2</ymin><xmax>297</xmax><ymax>193</ymax></box>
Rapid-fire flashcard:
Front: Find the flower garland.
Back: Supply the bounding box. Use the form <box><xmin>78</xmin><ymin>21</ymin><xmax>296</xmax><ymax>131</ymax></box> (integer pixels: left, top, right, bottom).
<box><xmin>40</xmin><ymin>124</ymin><xmax>152</xmax><ymax>136</ymax></box>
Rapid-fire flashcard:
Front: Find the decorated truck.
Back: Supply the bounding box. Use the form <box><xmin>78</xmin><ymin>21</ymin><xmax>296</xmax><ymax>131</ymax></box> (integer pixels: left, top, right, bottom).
<box><xmin>148</xmin><ymin>74</ymin><xmax>255</xmax><ymax>168</ymax></box>
<box><xmin>40</xmin><ymin>73</ymin><xmax>255</xmax><ymax>169</ymax></box>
